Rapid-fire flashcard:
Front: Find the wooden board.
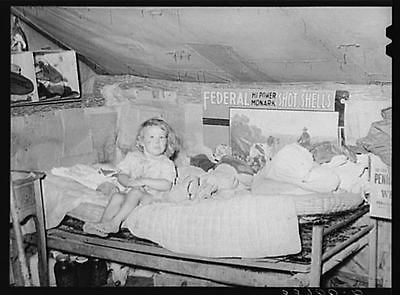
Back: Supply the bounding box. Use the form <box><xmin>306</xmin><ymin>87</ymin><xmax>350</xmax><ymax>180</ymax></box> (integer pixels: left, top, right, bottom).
<box><xmin>44</xmin><ymin>229</ymin><xmax>309</xmax><ymax>287</ymax></box>
<box><xmin>47</xmin><ymin>228</ymin><xmax>310</xmax><ymax>273</ymax></box>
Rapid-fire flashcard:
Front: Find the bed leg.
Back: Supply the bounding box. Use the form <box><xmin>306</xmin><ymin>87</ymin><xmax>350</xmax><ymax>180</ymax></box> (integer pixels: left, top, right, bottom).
<box><xmin>33</xmin><ymin>178</ymin><xmax>49</xmax><ymax>287</ymax></box>
<box><xmin>368</xmin><ymin>219</ymin><xmax>378</xmax><ymax>287</ymax></box>
<box><xmin>309</xmin><ymin>224</ymin><xmax>323</xmax><ymax>287</ymax></box>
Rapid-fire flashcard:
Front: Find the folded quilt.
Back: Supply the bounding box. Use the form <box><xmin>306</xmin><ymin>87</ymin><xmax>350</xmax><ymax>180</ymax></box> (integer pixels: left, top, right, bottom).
<box><xmin>124</xmin><ymin>194</ymin><xmax>301</xmax><ymax>258</ymax></box>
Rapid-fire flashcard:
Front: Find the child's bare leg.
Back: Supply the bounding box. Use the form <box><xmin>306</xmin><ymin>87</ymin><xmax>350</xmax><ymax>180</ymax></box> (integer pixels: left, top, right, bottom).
<box><xmin>83</xmin><ymin>193</ymin><xmax>126</xmax><ymax>237</ymax></box>
<box><xmin>98</xmin><ymin>189</ymin><xmax>146</xmax><ymax>233</ymax></box>
<box><xmin>100</xmin><ymin>192</ymin><xmax>125</xmax><ymax>222</ymax></box>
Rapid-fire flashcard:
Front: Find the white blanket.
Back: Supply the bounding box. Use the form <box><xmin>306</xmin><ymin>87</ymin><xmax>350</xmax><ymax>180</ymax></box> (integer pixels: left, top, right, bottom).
<box><xmin>124</xmin><ymin>193</ymin><xmax>301</xmax><ymax>258</ymax></box>
<box><xmin>41</xmin><ymin>173</ymin><xmax>110</xmax><ymax>230</ymax></box>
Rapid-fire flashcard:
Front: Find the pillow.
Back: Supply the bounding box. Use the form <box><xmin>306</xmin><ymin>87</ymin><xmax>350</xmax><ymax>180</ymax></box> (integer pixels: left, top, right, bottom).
<box><xmin>322</xmin><ymin>155</ymin><xmax>369</xmax><ymax>194</ymax></box>
<box><xmin>262</xmin><ymin>143</ymin><xmax>314</xmax><ymax>183</ymax></box>
<box><xmin>296</xmin><ymin>166</ymin><xmax>340</xmax><ymax>193</ymax></box>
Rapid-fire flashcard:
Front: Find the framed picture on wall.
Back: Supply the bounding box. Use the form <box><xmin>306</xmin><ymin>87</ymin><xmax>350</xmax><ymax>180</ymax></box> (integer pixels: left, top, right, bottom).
<box><xmin>11</xmin><ymin>50</ymin><xmax>81</xmax><ymax>107</ymax></box>
<box><xmin>230</xmin><ymin>108</ymin><xmax>339</xmax><ymax>173</ymax></box>
<box><xmin>11</xmin><ymin>51</ymin><xmax>39</xmax><ymax>105</ymax></box>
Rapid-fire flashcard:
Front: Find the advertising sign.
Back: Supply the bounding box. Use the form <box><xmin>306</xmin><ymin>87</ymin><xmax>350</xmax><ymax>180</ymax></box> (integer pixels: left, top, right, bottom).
<box><xmin>201</xmin><ymin>88</ymin><xmax>347</xmax><ymax>150</ymax></box>
<box><xmin>202</xmin><ymin>89</ymin><xmax>336</xmax><ymax>119</ymax></box>
<box><xmin>369</xmin><ymin>154</ymin><xmax>391</xmax><ymax>220</ymax></box>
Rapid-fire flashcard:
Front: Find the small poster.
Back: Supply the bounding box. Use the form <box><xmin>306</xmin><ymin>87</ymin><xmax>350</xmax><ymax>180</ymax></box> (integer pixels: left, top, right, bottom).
<box><xmin>34</xmin><ymin>50</ymin><xmax>81</xmax><ymax>102</ymax></box>
<box><xmin>369</xmin><ymin>154</ymin><xmax>391</xmax><ymax>220</ymax></box>
<box><xmin>11</xmin><ymin>50</ymin><xmax>81</xmax><ymax>107</ymax></box>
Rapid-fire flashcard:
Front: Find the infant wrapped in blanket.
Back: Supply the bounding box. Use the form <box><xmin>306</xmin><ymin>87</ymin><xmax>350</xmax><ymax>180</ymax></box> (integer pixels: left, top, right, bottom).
<box><xmin>165</xmin><ymin>163</ymin><xmax>247</xmax><ymax>203</ymax></box>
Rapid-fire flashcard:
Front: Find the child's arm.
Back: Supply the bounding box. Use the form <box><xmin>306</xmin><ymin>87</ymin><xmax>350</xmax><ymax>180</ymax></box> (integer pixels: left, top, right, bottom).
<box><xmin>130</xmin><ymin>177</ymin><xmax>172</xmax><ymax>192</ymax></box>
<box><xmin>116</xmin><ymin>173</ymin><xmax>133</xmax><ymax>188</ymax></box>
<box><xmin>117</xmin><ymin>173</ymin><xmax>172</xmax><ymax>192</ymax></box>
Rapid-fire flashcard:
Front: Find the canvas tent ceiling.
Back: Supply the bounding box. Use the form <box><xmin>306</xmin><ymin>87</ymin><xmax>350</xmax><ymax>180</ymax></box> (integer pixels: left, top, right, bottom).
<box><xmin>12</xmin><ymin>6</ymin><xmax>391</xmax><ymax>84</ymax></box>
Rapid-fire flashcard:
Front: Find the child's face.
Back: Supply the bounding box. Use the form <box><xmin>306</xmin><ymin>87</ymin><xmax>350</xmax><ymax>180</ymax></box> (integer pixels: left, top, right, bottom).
<box><xmin>140</xmin><ymin>125</ymin><xmax>168</xmax><ymax>157</ymax></box>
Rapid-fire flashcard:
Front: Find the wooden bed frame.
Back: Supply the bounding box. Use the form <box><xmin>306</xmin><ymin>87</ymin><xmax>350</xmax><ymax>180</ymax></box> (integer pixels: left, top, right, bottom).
<box><xmin>29</xmin><ymin>205</ymin><xmax>372</xmax><ymax>287</ymax></box>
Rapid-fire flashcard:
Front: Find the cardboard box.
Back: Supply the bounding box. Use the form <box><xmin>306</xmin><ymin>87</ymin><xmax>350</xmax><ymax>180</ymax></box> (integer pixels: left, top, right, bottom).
<box><xmin>369</xmin><ymin>154</ymin><xmax>391</xmax><ymax>220</ymax></box>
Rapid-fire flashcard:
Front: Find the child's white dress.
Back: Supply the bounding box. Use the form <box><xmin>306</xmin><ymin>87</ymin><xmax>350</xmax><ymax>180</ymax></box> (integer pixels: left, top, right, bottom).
<box><xmin>117</xmin><ymin>151</ymin><xmax>176</xmax><ymax>198</ymax></box>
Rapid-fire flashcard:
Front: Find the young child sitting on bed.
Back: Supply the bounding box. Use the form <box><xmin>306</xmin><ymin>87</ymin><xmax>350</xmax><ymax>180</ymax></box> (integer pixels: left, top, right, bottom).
<box><xmin>83</xmin><ymin>118</ymin><xmax>179</xmax><ymax>237</ymax></box>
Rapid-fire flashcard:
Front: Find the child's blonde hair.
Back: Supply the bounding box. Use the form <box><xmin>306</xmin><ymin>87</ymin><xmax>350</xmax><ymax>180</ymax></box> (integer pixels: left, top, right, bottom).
<box><xmin>135</xmin><ymin>118</ymin><xmax>180</xmax><ymax>160</ymax></box>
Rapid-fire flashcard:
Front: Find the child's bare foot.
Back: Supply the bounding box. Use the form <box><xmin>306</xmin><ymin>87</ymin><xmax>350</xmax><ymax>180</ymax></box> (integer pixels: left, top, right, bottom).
<box><xmin>82</xmin><ymin>222</ymin><xmax>108</xmax><ymax>237</ymax></box>
<box><xmin>94</xmin><ymin>221</ymin><xmax>120</xmax><ymax>234</ymax></box>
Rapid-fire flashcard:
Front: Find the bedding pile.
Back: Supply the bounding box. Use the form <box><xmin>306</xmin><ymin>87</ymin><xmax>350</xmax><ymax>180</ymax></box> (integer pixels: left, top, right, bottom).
<box><xmin>252</xmin><ymin>143</ymin><xmax>368</xmax><ymax>191</ymax></box>
<box><xmin>249</xmin><ymin>143</ymin><xmax>368</xmax><ymax>215</ymax></box>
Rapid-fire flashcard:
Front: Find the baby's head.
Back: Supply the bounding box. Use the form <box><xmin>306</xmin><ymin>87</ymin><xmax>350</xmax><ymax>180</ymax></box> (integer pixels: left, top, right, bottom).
<box><xmin>135</xmin><ymin>118</ymin><xmax>180</xmax><ymax>159</ymax></box>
